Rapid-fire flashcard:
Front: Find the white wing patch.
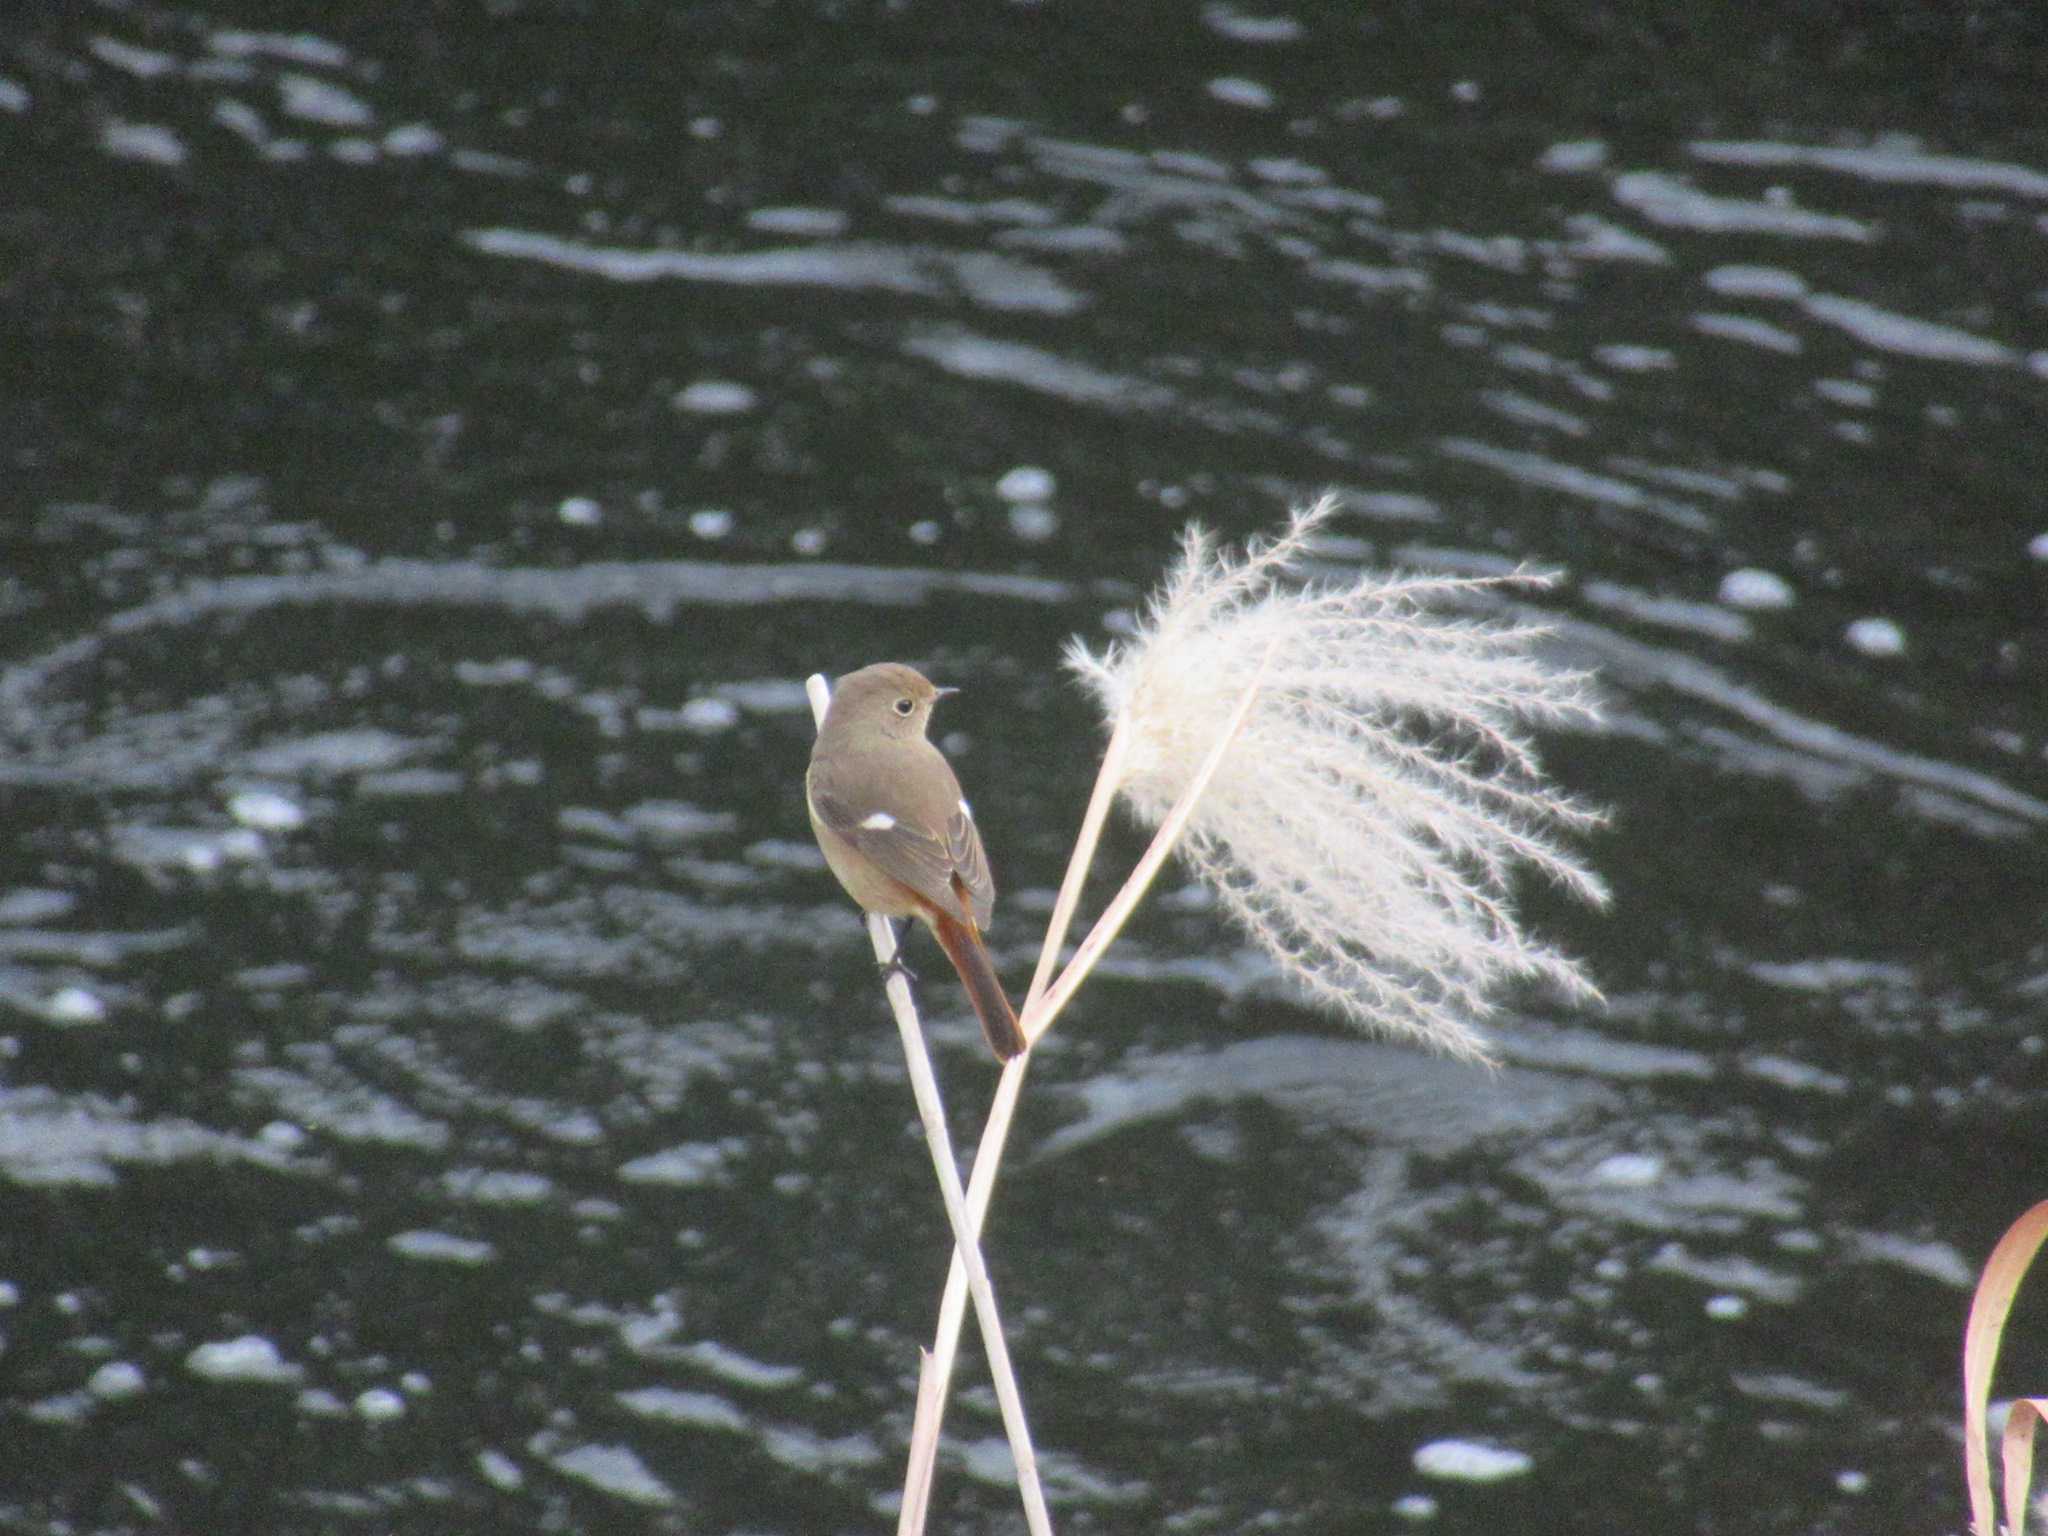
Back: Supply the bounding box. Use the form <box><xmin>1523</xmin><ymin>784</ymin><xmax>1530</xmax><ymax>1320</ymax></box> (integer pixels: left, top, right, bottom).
<box><xmin>860</xmin><ymin>811</ymin><xmax>897</xmax><ymax>830</ymax></box>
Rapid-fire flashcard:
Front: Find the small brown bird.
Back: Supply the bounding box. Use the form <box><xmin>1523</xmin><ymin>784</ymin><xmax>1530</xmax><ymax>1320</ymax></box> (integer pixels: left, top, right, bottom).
<box><xmin>806</xmin><ymin>663</ymin><xmax>1027</xmax><ymax>1061</ymax></box>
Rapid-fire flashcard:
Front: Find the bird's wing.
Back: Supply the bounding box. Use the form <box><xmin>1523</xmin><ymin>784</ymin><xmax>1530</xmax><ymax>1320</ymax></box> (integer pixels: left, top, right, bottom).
<box><xmin>944</xmin><ymin>804</ymin><xmax>996</xmax><ymax>929</ymax></box>
<box><xmin>808</xmin><ymin>765</ymin><xmax>974</xmax><ymax>924</ymax></box>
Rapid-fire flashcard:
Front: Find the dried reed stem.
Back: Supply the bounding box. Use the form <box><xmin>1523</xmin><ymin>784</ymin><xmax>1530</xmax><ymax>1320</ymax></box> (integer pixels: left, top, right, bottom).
<box><xmin>900</xmin><ymin>656</ymin><xmax>1269</xmax><ymax>1526</ymax></box>
<box><xmin>805</xmin><ymin>674</ymin><xmax>1052</xmax><ymax>1536</ymax></box>
<box><xmin>896</xmin><ymin>716</ymin><xmax>1131</xmax><ymax>1534</ymax></box>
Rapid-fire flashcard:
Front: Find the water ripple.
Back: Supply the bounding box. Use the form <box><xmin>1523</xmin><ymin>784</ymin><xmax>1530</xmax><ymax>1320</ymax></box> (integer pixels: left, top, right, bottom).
<box><xmin>462</xmin><ymin>228</ymin><xmax>1086</xmax><ymax>315</ymax></box>
<box><xmin>1692</xmin><ymin>138</ymin><xmax>2048</xmax><ymax>199</ymax></box>
<box><xmin>1613</xmin><ymin>171</ymin><xmax>1876</xmax><ymax>240</ymax></box>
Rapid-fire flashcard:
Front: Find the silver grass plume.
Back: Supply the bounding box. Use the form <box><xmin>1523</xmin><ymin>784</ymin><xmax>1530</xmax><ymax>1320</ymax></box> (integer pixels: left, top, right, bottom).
<box><xmin>1065</xmin><ymin>495</ymin><xmax>1608</xmax><ymax>1063</ymax></box>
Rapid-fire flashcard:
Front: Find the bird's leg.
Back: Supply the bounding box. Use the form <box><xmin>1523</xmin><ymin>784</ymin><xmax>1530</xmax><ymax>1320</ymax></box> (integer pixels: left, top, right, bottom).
<box><xmin>878</xmin><ymin>948</ymin><xmax>919</xmax><ymax>987</ymax></box>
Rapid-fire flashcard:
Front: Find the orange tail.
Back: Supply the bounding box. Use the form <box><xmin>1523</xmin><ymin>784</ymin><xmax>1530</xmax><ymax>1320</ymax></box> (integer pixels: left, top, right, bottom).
<box><xmin>929</xmin><ymin>911</ymin><xmax>1027</xmax><ymax>1061</ymax></box>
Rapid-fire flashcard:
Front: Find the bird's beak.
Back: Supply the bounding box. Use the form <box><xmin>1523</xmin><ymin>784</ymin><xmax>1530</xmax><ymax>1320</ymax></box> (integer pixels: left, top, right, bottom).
<box><xmin>933</xmin><ymin>685</ymin><xmax>960</xmax><ymax>699</ymax></box>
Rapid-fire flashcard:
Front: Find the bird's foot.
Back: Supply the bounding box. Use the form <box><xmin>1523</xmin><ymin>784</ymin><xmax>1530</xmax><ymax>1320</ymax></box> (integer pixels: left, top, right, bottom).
<box><xmin>877</xmin><ymin>951</ymin><xmax>919</xmax><ymax>988</ymax></box>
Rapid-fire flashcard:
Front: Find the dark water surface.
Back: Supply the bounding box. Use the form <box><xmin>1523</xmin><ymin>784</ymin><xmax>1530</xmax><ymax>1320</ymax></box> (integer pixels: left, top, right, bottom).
<box><xmin>4</xmin><ymin>3</ymin><xmax>2046</xmax><ymax>1532</ymax></box>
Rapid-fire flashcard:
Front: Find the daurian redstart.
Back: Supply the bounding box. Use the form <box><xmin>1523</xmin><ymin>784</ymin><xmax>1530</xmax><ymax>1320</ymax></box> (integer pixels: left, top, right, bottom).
<box><xmin>807</xmin><ymin>663</ymin><xmax>1026</xmax><ymax>1061</ymax></box>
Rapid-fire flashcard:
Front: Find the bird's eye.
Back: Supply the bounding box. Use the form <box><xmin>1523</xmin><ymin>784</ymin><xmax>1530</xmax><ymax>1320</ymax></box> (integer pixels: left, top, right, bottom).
<box><xmin>893</xmin><ymin>697</ymin><xmax>914</xmax><ymax>716</ymax></box>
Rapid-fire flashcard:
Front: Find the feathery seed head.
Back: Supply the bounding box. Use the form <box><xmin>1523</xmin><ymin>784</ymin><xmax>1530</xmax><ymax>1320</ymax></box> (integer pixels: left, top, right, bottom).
<box><xmin>1065</xmin><ymin>495</ymin><xmax>1607</xmax><ymax>1063</ymax></box>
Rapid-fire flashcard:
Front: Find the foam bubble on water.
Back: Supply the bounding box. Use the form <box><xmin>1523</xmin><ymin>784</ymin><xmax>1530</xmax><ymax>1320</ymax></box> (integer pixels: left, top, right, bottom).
<box><xmin>278</xmin><ymin>73</ymin><xmax>372</xmax><ymax>128</ymax></box>
<box><xmin>133</xmin><ymin>835</ymin><xmax>215</xmax><ymax>882</ymax></box>
<box><xmin>545</xmin><ymin>1443</ymin><xmax>676</xmax><ymax>1507</ymax></box>
<box><xmin>1540</xmin><ymin>139</ymin><xmax>1610</xmax><ymax>174</ymax></box>
<box><xmin>558</xmin><ymin>496</ymin><xmax>602</xmax><ymax>527</ymax></box>
<box><xmin>759</xmin><ymin>1423</ymin><xmax>884</xmax><ymax>1473</ymax></box>
<box><xmin>1391</xmin><ymin>1492</ymin><xmax>1439</xmax><ymax>1520</ymax></box>
<box><xmin>45</xmin><ymin>987</ymin><xmax>109</xmax><ymax>1026</ymax></box>
<box><xmin>1008</xmin><ymin>505</ymin><xmax>1059</xmax><ymax>541</ymax></box>
<box><xmin>790</xmin><ymin>527</ymin><xmax>827</xmax><ymax>555</ymax></box>
<box><xmin>1718</xmin><ymin>568</ymin><xmax>1795</xmax><ymax>610</ymax></box>
<box><xmin>229</xmin><ymin>789</ymin><xmax>306</xmax><ymax>832</ymax></box>
<box><xmin>619</xmin><ymin>800</ymin><xmax>739</xmax><ymax>841</ymax></box>
<box><xmin>2026</xmin><ymin>531</ymin><xmax>2048</xmax><ymax>562</ymax></box>
<box><xmin>0</xmin><ymin>889</ymin><xmax>75</xmax><ymax>924</ymax></box>
<box><xmin>478</xmin><ymin>1449</ymin><xmax>525</xmax><ymax>1490</ymax></box>
<box><xmin>996</xmin><ymin>465</ymin><xmax>1055</xmax><ymax>502</ymax></box>
<box><xmin>441</xmin><ymin>1168</ymin><xmax>553</xmax><ymax>1205</ymax></box>
<box><xmin>245</xmin><ymin>728</ymin><xmax>418</xmax><ymax>776</ymax></box>
<box><xmin>687</xmin><ymin>508</ymin><xmax>734</xmax><ymax>539</ymax></box>
<box><xmin>673</xmin><ymin>381</ymin><xmax>756</xmax><ymax>415</ymax></box>
<box><xmin>678</xmin><ymin>1340</ymin><xmax>804</xmax><ymax>1389</ymax></box>
<box><xmin>102</xmin><ymin>121</ymin><xmax>188</xmax><ymax>166</ymax></box>
<box><xmin>26</xmin><ymin>1390</ymin><xmax>95</xmax><ymax>1426</ymax></box>
<box><xmin>1694</xmin><ymin>313</ymin><xmax>1804</xmax><ymax>354</ymax></box>
<box><xmin>187</xmin><ymin>1335</ymin><xmax>303</xmax><ymax>1384</ymax></box>
<box><xmin>89</xmin><ymin>1361</ymin><xmax>146</xmax><ymax>1399</ymax></box>
<box><xmin>91</xmin><ymin>38</ymin><xmax>181</xmax><ymax>78</ymax></box>
<box><xmin>1412</xmin><ymin>1439</ymin><xmax>1533</xmax><ymax>1482</ymax></box>
<box><xmin>1805</xmin><ymin>295</ymin><xmax>2013</xmax><ymax>366</ymax></box>
<box><xmin>355</xmin><ymin>1387</ymin><xmax>406</xmax><ymax>1420</ymax></box>
<box><xmin>1705</xmin><ymin>1294</ymin><xmax>1749</xmax><ymax>1320</ymax></box>
<box><xmin>210</xmin><ymin>30</ymin><xmax>351</xmax><ymax>68</ymax></box>
<box><xmin>1248</xmin><ymin>157</ymin><xmax>1328</xmax><ymax>186</ymax></box>
<box><xmin>219</xmin><ymin>829</ymin><xmax>267</xmax><ymax>862</ymax></box>
<box><xmin>1596</xmin><ymin>344</ymin><xmax>1675</xmax><ymax>372</ymax></box>
<box><xmin>1704</xmin><ymin>264</ymin><xmax>1811</xmax><ymax>300</ymax></box>
<box><xmin>1201</xmin><ymin>6</ymin><xmax>1305</xmax><ymax>43</ymax></box>
<box><xmin>1625</xmin><ymin>177</ymin><xmax>1872</xmax><ymax>240</ymax></box>
<box><xmin>745</xmin><ymin>206</ymin><xmax>849</xmax><ymax>238</ymax></box>
<box><xmin>1207</xmin><ymin>77</ymin><xmax>1275</xmax><ymax>110</ymax></box>
<box><xmin>387</xmin><ymin>1230</ymin><xmax>496</xmax><ymax>1266</ymax></box>
<box><xmin>382</xmin><ymin>124</ymin><xmax>443</xmax><ymax>157</ymax></box>
<box><xmin>1816</xmin><ymin>377</ymin><xmax>1878</xmax><ymax>409</ymax></box>
<box><xmin>619</xmin><ymin>1142</ymin><xmax>732</xmax><ymax>1187</ymax></box>
<box><xmin>616</xmin><ymin>1386</ymin><xmax>748</xmax><ymax>1431</ymax></box>
<box><xmin>1844</xmin><ymin>616</ymin><xmax>1906</xmax><ymax>657</ymax></box>
<box><xmin>679</xmin><ymin>697</ymin><xmax>740</xmax><ymax>733</ymax></box>
<box><xmin>1592</xmin><ymin>1152</ymin><xmax>1664</xmax><ymax>1186</ymax></box>
<box><xmin>1566</xmin><ymin>216</ymin><xmax>1670</xmax><ymax>265</ymax></box>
